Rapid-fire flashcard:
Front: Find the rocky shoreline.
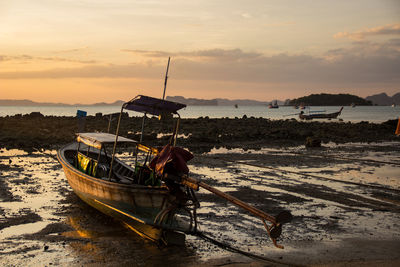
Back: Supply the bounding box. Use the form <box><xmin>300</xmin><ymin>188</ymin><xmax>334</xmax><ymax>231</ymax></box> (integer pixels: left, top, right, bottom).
<box><xmin>0</xmin><ymin>112</ymin><xmax>398</xmax><ymax>152</ymax></box>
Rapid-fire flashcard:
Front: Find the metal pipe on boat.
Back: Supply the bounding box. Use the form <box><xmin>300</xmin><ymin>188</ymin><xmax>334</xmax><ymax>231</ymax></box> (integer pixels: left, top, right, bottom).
<box><xmin>107</xmin><ymin>114</ymin><xmax>112</xmax><ymax>133</ymax></box>
<box><xmin>109</xmin><ymin>105</ymin><xmax>124</xmax><ymax>180</ymax></box>
<box><xmin>173</xmin><ymin>115</ymin><xmax>180</xmax><ymax>146</ymax></box>
<box><xmin>140</xmin><ymin>114</ymin><xmax>146</xmax><ymax>143</ymax></box>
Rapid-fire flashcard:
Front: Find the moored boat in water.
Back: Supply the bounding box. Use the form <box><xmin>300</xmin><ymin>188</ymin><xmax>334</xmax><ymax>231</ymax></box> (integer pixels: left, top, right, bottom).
<box><xmin>268</xmin><ymin>100</ymin><xmax>279</xmax><ymax>109</ymax></box>
<box><xmin>299</xmin><ymin>107</ymin><xmax>343</xmax><ymax>120</ymax></box>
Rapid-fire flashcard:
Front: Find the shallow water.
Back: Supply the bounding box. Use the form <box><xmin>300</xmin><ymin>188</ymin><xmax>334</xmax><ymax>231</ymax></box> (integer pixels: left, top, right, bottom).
<box><xmin>1</xmin><ymin>105</ymin><xmax>399</xmax><ymax>123</ymax></box>
<box><xmin>0</xmin><ymin>143</ymin><xmax>400</xmax><ymax>266</ymax></box>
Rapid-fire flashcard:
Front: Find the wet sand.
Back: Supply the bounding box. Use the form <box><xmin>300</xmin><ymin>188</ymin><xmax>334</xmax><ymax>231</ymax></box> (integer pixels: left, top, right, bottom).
<box><xmin>1</xmin><ymin>141</ymin><xmax>400</xmax><ymax>266</ymax></box>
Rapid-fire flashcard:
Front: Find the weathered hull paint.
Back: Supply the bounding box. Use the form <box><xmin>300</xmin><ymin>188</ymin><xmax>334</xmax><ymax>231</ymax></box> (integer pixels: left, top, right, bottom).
<box><xmin>57</xmin><ymin>144</ymin><xmax>187</xmax><ymax>242</ymax></box>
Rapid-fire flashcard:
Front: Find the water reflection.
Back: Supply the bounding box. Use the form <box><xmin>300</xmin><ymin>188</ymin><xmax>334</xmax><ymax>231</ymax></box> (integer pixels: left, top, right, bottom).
<box><xmin>63</xmin><ymin>217</ymin><xmax>99</xmax><ymax>239</ymax></box>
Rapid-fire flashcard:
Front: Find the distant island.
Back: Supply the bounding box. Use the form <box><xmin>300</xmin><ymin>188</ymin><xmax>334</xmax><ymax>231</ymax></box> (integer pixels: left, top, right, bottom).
<box><xmin>289</xmin><ymin>93</ymin><xmax>373</xmax><ymax>106</ymax></box>
<box><xmin>365</xmin><ymin>93</ymin><xmax>400</xmax><ymax>106</ymax></box>
<box><xmin>1</xmin><ymin>92</ymin><xmax>399</xmax><ymax>106</ymax></box>
<box><xmin>165</xmin><ymin>96</ymin><xmax>273</xmax><ymax>106</ymax></box>
<box><xmin>0</xmin><ymin>99</ymin><xmax>125</xmax><ymax>107</ymax></box>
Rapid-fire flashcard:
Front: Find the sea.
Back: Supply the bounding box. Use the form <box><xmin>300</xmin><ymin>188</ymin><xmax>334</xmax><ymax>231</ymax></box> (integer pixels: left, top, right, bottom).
<box><xmin>1</xmin><ymin>105</ymin><xmax>399</xmax><ymax>123</ymax></box>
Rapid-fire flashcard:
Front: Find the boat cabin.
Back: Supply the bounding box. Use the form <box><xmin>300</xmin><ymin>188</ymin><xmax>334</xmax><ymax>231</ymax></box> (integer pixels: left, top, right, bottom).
<box><xmin>71</xmin><ymin>95</ymin><xmax>187</xmax><ymax>186</ymax></box>
<box><xmin>72</xmin><ymin>132</ymin><xmax>160</xmax><ymax>185</ymax></box>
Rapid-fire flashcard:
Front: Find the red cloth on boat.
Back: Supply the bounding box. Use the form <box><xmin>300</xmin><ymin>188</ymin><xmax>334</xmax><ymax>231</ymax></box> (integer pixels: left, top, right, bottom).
<box><xmin>150</xmin><ymin>144</ymin><xmax>193</xmax><ymax>176</ymax></box>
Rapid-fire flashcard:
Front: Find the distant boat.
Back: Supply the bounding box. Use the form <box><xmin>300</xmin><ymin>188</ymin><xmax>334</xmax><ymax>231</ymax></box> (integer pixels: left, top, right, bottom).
<box><xmin>234</xmin><ymin>104</ymin><xmax>238</xmax><ymax>108</ymax></box>
<box><xmin>392</xmin><ymin>103</ymin><xmax>396</xmax><ymax>108</ymax></box>
<box><xmin>299</xmin><ymin>107</ymin><xmax>343</xmax><ymax>120</ymax></box>
<box><xmin>351</xmin><ymin>103</ymin><xmax>356</xmax><ymax>108</ymax></box>
<box><xmin>268</xmin><ymin>100</ymin><xmax>279</xmax><ymax>109</ymax></box>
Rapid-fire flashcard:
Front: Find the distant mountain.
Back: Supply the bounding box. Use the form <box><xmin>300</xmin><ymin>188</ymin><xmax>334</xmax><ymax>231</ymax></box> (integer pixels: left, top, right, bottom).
<box><xmin>91</xmin><ymin>100</ymin><xmax>125</xmax><ymax>106</ymax></box>
<box><xmin>365</xmin><ymin>93</ymin><xmax>400</xmax><ymax>105</ymax></box>
<box><xmin>289</xmin><ymin>93</ymin><xmax>372</xmax><ymax>106</ymax></box>
<box><xmin>0</xmin><ymin>99</ymin><xmax>70</xmax><ymax>106</ymax></box>
<box><xmin>166</xmin><ymin>96</ymin><xmax>218</xmax><ymax>105</ymax></box>
<box><xmin>392</xmin><ymin>93</ymin><xmax>400</xmax><ymax>104</ymax></box>
<box><xmin>0</xmin><ymin>99</ymin><xmax>124</xmax><ymax>106</ymax></box>
<box><xmin>166</xmin><ymin>96</ymin><xmax>274</xmax><ymax>106</ymax></box>
<box><xmin>1</xmin><ymin>97</ymin><xmax>279</xmax><ymax>107</ymax></box>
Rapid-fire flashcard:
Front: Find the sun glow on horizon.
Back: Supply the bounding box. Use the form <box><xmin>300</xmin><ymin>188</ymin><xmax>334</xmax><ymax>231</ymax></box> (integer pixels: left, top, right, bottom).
<box><xmin>1</xmin><ymin>1</ymin><xmax>399</xmax><ymax>102</ymax></box>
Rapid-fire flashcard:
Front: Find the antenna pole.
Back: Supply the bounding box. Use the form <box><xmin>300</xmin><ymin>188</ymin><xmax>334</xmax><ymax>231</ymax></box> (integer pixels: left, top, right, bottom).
<box><xmin>162</xmin><ymin>57</ymin><xmax>170</xmax><ymax>100</ymax></box>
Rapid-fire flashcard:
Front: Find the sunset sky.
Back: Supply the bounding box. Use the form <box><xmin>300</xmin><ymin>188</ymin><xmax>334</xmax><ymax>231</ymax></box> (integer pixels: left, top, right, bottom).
<box><xmin>1</xmin><ymin>0</ymin><xmax>399</xmax><ymax>104</ymax></box>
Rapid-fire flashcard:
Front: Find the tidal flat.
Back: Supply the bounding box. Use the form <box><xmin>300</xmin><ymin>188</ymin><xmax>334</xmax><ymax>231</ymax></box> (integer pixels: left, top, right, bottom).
<box><xmin>0</xmin><ymin>113</ymin><xmax>399</xmax><ymax>153</ymax></box>
<box><xmin>1</xmin><ymin>142</ymin><xmax>399</xmax><ymax>266</ymax></box>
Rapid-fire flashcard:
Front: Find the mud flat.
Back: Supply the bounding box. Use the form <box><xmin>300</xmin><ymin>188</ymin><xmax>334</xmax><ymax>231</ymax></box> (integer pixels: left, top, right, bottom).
<box><xmin>1</xmin><ymin>141</ymin><xmax>400</xmax><ymax>266</ymax></box>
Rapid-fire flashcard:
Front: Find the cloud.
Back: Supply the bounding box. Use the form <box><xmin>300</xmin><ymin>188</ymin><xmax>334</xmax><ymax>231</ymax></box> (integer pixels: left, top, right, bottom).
<box><xmin>334</xmin><ymin>23</ymin><xmax>400</xmax><ymax>41</ymax></box>
<box><xmin>53</xmin><ymin>47</ymin><xmax>91</xmax><ymax>54</ymax></box>
<box><xmin>1</xmin><ymin>41</ymin><xmax>399</xmax><ymax>87</ymax></box>
<box><xmin>0</xmin><ymin>55</ymin><xmax>33</xmax><ymax>61</ymax></box>
<box><xmin>0</xmin><ymin>63</ymin><xmax>163</xmax><ymax>79</ymax></box>
<box><xmin>121</xmin><ymin>49</ymin><xmax>172</xmax><ymax>58</ymax></box>
<box><xmin>121</xmin><ymin>48</ymin><xmax>262</xmax><ymax>61</ymax></box>
<box><xmin>240</xmin><ymin>13</ymin><xmax>252</xmax><ymax>19</ymax></box>
<box><xmin>0</xmin><ymin>54</ymin><xmax>97</xmax><ymax>64</ymax></box>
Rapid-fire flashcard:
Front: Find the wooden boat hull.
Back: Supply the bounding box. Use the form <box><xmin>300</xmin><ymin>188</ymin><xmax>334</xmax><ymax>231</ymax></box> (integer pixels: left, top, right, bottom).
<box><xmin>57</xmin><ymin>143</ymin><xmax>191</xmax><ymax>243</ymax></box>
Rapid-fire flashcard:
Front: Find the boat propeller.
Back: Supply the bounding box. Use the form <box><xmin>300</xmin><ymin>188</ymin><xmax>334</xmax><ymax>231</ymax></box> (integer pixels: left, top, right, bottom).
<box><xmin>262</xmin><ymin>210</ymin><xmax>293</xmax><ymax>248</ymax></box>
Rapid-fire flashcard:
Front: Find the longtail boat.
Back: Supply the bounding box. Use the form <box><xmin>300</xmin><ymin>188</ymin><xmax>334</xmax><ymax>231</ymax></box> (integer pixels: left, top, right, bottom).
<box><xmin>57</xmin><ymin>96</ymin><xmax>198</xmax><ymax>244</ymax></box>
<box><xmin>299</xmin><ymin>107</ymin><xmax>343</xmax><ymax>120</ymax></box>
<box><xmin>58</xmin><ymin>60</ymin><xmax>292</xmax><ymax>248</ymax></box>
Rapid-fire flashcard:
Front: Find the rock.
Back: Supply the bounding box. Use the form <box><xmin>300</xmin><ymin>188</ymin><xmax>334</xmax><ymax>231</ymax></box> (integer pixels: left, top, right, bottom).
<box><xmin>26</xmin><ymin>112</ymin><xmax>44</xmax><ymax>118</ymax></box>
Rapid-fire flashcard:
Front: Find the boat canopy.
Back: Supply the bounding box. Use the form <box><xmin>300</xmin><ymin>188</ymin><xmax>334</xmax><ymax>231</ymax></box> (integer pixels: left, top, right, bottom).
<box><xmin>123</xmin><ymin>95</ymin><xmax>186</xmax><ymax>116</ymax></box>
<box><xmin>77</xmin><ymin>132</ymin><xmax>137</xmax><ymax>149</ymax></box>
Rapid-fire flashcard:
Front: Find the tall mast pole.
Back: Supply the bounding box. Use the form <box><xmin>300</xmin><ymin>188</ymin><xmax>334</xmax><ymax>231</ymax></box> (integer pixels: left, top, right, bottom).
<box><xmin>162</xmin><ymin>57</ymin><xmax>170</xmax><ymax>100</ymax></box>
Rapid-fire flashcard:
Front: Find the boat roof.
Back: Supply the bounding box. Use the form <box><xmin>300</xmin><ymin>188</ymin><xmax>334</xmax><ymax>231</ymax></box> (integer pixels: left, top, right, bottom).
<box><xmin>76</xmin><ymin>132</ymin><xmax>136</xmax><ymax>149</ymax></box>
<box><xmin>123</xmin><ymin>95</ymin><xmax>186</xmax><ymax>116</ymax></box>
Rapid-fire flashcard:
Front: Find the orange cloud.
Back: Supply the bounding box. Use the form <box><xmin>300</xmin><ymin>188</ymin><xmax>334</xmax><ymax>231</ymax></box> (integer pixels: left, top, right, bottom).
<box><xmin>54</xmin><ymin>47</ymin><xmax>91</xmax><ymax>54</ymax></box>
<box><xmin>334</xmin><ymin>23</ymin><xmax>400</xmax><ymax>41</ymax></box>
<box><xmin>0</xmin><ymin>54</ymin><xmax>97</xmax><ymax>64</ymax></box>
<box><xmin>1</xmin><ymin>43</ymin><xmax>399</xmax><ymax>104</ymax></box>
<box><xmin>121</xmin><ymin>48</ymin><xmax>262</xmax><ymax>61</ymax></box>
